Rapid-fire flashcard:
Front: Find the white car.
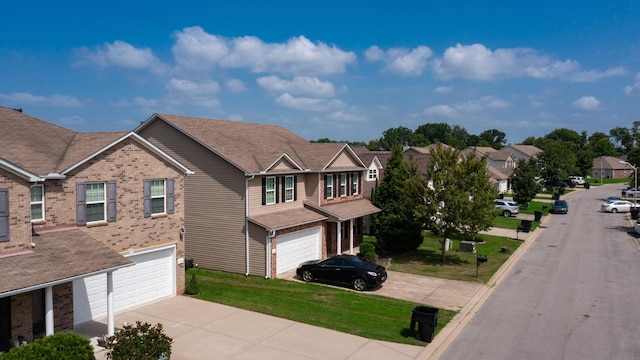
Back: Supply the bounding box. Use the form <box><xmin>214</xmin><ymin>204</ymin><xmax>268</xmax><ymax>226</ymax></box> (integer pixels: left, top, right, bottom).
<box><xmin>569</xmin><ymin>176</ymin><xmax>585</xmax><ymax>185</ymax></box>
<box><xmin>601</xmin><ymin>200</ymin><xmax>636</xmax><ymax>213</ymax></box>
<box><xmin>624</xmin><ymin>188</ymin><xmax>640</xmax><ymax>197</ymax></box>
<box><xmin>635</xmin><ymin>219</ymin><xmax>640</xmax><ymax>234</ymax></box>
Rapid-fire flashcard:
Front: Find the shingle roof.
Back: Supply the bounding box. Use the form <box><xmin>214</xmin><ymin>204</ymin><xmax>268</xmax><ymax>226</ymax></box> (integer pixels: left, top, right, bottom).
<box><xmin>148</xmin><ymin>114</ymin><xmax>363</xmax><ymax>173</ymax></box>
<box><xmin>0</xmin><ymin>106</ymin><xmax>127</xmax><ymax>175</ymax></box>
<box><xmin>505</xmin><ymin>144</ymin><xmax>542</xmax><ymax>157</ymax></box>
<box><xmin>304</xmin><ymin>199</ymin><xmax>381</xmax><ymax>221</ymax></box>
<box><xmin>248</xmin><ymin>208</ymin><xmax>327</xmax><ymax>231</ymax></box>
<box><xmin>0</xmin><ymin>228</ymin><xmax>132</xmax><ymax>295</ymax></box>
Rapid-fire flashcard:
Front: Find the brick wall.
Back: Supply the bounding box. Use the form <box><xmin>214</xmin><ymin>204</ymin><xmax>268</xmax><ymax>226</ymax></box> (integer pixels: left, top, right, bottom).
<box><xmin>0</xmin><ymin>171</ymin><xmax>32</xmax><ymax>252</ymax></box>
<box><xmin>10</xmin><ymin>293</ymin><xmax>32</xmax><ymax>343</ymax></box>
<box><xmin>270</xmin><ymin>220</ymin><xmax>326</xmax><ymax>279</ymax></box>
<box><xmin>53</xmin><ymin>283</ymin><xmax>73</xmax><ymax>332</ymax></box>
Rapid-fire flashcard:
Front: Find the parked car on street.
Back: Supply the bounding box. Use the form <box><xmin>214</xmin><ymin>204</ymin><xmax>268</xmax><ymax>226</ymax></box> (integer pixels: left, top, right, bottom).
<box><xmin>494</xmin><ymin>199</ymin><xmax>519</xmax><ymax>217</ymax></box>
<box><xmin>550</xmin><ymin>200</ymin><xmax>569</xmax><ymax>214</ymax></box>
<box><xmin>601</xmin><ymin>200</ymin><xmax>636</xmax><ymax>213</ymax></box>
<box><xmin>607</xmin><ymin>196</ymin><xmax>621</xmax><ymax>203</ymax></box>
<box><xmin>623</xmin><ymin>188</ymin><xmax>640</xmax><ymax>197</ymax></box>
<box><xmin>296</xmin><ymin>254</ymin><xmax>387</xmax><ymax>291</ymax></box>
<box><xmin>569</xmin><ymin>176</ymin><xmax>585</xmax><ymax>185</ymax></box>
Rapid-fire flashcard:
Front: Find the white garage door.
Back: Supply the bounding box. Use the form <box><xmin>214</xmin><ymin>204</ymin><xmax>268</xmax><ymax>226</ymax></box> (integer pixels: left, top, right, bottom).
<box><xmin>276</xmin><ymin>226</ymin><xmax>322</xmax><ymax>275</ymax></box>
<box><xmin>73</xmin><ymin>245</ymin><xmax>175</xmax><ymax>325</ymax></box>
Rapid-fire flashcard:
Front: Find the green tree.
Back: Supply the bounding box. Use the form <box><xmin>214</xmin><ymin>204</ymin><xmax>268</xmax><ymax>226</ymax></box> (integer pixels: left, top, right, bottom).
<box><xmin>423</xmin><ymin>146</ymin><xmax>498</xmax><ymax>262</ymax></box>
<box><xmin>378</xmin><ymin>126</ymin><xmax>413</xmax><ymax>150</ymax></box>
<box><xmin>478</xmin><ymin>129</ymin><xmax>507</xmax><ymax>149</ymax></box>
<box><xmin>371</xmin><ymin>144</ymin><xmax>425</xmax><ymax>251</ymax></box>
<box><xmin>414</xmin><ymin>123</ymin><xmax>452</xmax><ymax>144</ymax></box>
<box><xmin>510</xmin><ymin>159</ymin><xmax>541</xmax><ymax>206</ymax></box>
<box><xmin>538</xmin><ymin>141</ymin><xmax>578</xmax><ymax>186</ymax></box>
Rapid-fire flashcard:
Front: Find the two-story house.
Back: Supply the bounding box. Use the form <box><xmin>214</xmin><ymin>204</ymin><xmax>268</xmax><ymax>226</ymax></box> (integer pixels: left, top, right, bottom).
<box><xmin>136</xmin><ymin>114</ymin><xmax>380</xmax><ymax>279</ymax></box>
<box><xmin>0</xmin><ymin>107</ymin><xmax>192</xmax><ymax>350</ymax></box>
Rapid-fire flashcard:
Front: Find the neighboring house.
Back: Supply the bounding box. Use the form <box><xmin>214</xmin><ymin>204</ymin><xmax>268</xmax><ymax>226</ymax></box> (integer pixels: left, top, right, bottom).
<box><xmin>0</xmin><ymin>107</ymin><xmax>192</xmax><ymax>349</ymax></box>
<box><xmin>592</xmin><ymin>156</ymin><xmax>629</xmax><ymax>179</ymax></box>
<box><xmin>462</xmin><ymin>146</ymin><xmax>515</xmax><ymax>192</ymax></box>
<box><xmin>501</xmin><ymin>144</ymin><xmax>542</xmax><ymax>166</ymax></box>
<box><xmin>136</xmin><ymin>114</ymin><xmax>380</xmax><ymax>279</ymax></box>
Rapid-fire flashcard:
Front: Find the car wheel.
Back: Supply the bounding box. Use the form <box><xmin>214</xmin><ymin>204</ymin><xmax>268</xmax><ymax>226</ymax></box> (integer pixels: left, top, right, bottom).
<box><xmin>502</xmin><ymin>210</ymin><xmax>511</xmax><ymax>217</ymax></box>
<box><xmin>352</xmin><ymin>278</ymin><xmax>367</xmax><ymax>291</ymax></box>
<box><xmin>612</xmin><ymin>208</ymin><xmax>618</xmax><ymax>213</ymax></box>
<box><xmin>301</xmin><ymin>270</ymin><xmax>313</xmax><ymax>282</ymax></box>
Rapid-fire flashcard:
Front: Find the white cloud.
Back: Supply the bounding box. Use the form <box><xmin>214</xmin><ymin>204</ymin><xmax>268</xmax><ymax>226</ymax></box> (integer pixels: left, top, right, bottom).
<box><xmin>166</xmin><ymin>78</ymin><xmax>221</xmax><ymax>107</ymax></box>
<box><xmin>327</xmin><ymin>109</ymin><xmax>366</xmax><ymax>122</ymax></box>
<box><xmin>423</xmin><ymin>104</ymin><xmax>457</xmax><ymax>118</ymax></box>
<box><xmin>624</xmin><ymin>72</ymin><xmax>640</xmax><ymax>95</ymax></box>
<box><xmin>423</xmin><ymin>96</ymin><xmax>509</xmax><ymax>118</ymax></box>
<box><xmin>0</xmin><ymin>92</ymin><xmax>82</xmax><ymax>107</ymax></box>
<box><xmin>571</xmin><ymin>96</ymin><xmax>600</xmax><ymax>111</ymax></box>
<box><xmin>225</xmin><ymin>79</ymin><xmax>247</xmax><ymax>93</ymax></box>
<box><xmin>569</xmin><ymin>66</ymin><xmax>627</xmax><ymax>82</ymax></box>
<box><xmin>75</xmin><ymin>40</ymin><xmax>167</xmax><ymax>74</ymax></box>
<box><xmin>433</xmin><ymin>43</ymin><xmax>579</xmax><ymax>80</ymax></box>
<box><xmin>365</xmin><ymin>45</ymin><xmax>433</xmax><ymax>76</ymax></box>
<box><xmin>434</xmin><ymin>86</ymin><xmax>453</xmax><ymax>94</ymax></box>
<box><xmin>172</xmin><ymin>26</ymin><xmax>229</xmax><ymax>72</ymax></box>
<box><xmin>275</xmin><ymin>93</ymin><xmax>346</xmax><ymax>112</ymax></box>
<box><xmin>256</xmin><ymin>76</ymin><xmax>336</xmax><ymax>97</ymax></box>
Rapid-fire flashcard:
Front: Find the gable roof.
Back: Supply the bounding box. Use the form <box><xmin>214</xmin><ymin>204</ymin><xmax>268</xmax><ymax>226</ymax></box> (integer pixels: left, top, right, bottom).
<box><xmin>137</xmin><ymin>113</ymin><xmax>364</xmax><ymax>174</ymax></box>
<box><xmin>487</xmin><ymin>150</ymin><xmax>514</xmax><ymax>161</ymax></box>
<box><xmin>0</xmin><ymin>106</ymin><xmax>192</xmax><ymax>180</ymax></box>
<box><xmin>503</xmin><ymin>144</ymin><xmax>542</xmax><ymax>159</ymax></box>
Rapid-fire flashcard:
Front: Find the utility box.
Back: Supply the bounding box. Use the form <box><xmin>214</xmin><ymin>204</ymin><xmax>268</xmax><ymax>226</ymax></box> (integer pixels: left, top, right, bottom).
<box><xmin>459</xmin><ymin>241</ymin><xmax>476</xmax><ymax>252</ymax></box>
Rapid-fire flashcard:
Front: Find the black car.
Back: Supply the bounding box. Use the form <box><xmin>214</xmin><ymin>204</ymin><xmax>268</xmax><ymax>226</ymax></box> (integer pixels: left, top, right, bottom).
<box><xmin>296</xmin><ymin>254</ymin><xmax>387</xmax><ymax>291</ymax></box>
<box><xmin>550</xmin><ymin>200</ymin><xmax>569</xmax><ymax>214</ymax></box>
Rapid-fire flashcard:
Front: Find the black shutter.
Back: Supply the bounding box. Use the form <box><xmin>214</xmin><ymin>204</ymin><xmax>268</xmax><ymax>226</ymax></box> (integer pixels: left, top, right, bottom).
<box><xmin>293</xmin><ymin>175</ymin><xmax>298</xmax><ymax>201</ymax></box>
<box><xmin>107</xmin><ymin>181</ymin><xmax>117</xmax><ymax>222</ymax></box>
<box><xmin>262</xmin><ymin>177</ymin><xmax>267</xmax><ymax>205</ymax></box>
<box><xmin>76</xmin><ymin>183</ymin><xmax>86</xmax><ymax>226</ymax></box>
<box><xmin>0</xmin><ymin>189</ymin><xmax>9</xmax><ymax>241</ymax></box>
<box><xmin>333</xmin><ymin>174</ymin><xmax>338</xmax><ymax>197</ymax></box>
<box><xmin>143</xmin><ymin>180</ymin><xmax>151</xmax><ymax>218</ymax></box>
<box><xmin>275</xmin><ymin>177</ymin><xmax>280</xmax><ymax>203</ymax></box>
<box><xmin>167</xmin><ymin>178</ymin><xmax>175</xmax><ymax>214</ymax></box>
<box><xmin>281</xmin><ymin>176</ymin><xmax>286</xmax><ymax>203</ymax></box>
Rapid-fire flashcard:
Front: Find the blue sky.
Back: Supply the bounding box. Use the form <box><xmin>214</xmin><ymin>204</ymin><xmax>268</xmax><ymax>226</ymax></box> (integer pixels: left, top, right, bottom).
<box><xmin>1</xmin><ymin>1</ymin><xmax>639</xmax><ymax>144</ymax></box>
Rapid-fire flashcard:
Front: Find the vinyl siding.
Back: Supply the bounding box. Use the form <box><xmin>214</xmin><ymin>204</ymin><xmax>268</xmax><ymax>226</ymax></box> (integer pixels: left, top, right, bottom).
<box><xmin>139</xmin><ymin>120</ymin><xmax>247</xmax><ymax>274</ymax></box>
<box><xmin>305</xmin><ymin>173</ymin><xmax>320</xmax><ymax>205</ymax></box>
<box><xmin>248</xmin><ymin>175</ymin><xmax>304</xmax><ymax>216</ymax></box>
<box><xmin>247</xmin><ymin>222</ymin><xmax>267</xmax><ymax>277</ymax></box>
<box><xmin>328</xmin><ymin>152</ymin><xmax>360</xmax><ymax>168</ymax></box>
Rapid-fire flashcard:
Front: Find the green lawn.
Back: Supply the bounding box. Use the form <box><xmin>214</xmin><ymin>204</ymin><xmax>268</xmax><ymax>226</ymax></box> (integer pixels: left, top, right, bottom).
<box><xmin>388</xmin><ymin>232</ymin><xmax>522</xmax><ymax>283</ymax></box>
<box><xmin>186</xmin><ymin>268</ymin><xmax>455</xmax><ymax>346</ymax></box>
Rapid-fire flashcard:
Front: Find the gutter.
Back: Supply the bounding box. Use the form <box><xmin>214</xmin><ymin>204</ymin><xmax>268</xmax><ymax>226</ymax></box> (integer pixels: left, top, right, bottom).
<box><xmin>245</xmin><ymin>174</ymin><xmax>255</xmax><ymax>276</ymax></box>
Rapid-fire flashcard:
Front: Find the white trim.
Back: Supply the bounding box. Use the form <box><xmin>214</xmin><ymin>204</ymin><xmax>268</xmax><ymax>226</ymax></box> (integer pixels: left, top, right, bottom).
<box><xmin>284</xmin><ymin>175</ymin><xmax>295</xmax><ymax>202</ymax></box>
<box><xmin>265</xmin><ymin>176</ymin><xmax>276</xmax><ymax>205</ymax></box>
<box><xmin>264</xmin><ymin>153</ymin><xmax>304</xmax><ymax>172</ymax></box>
<box><xmin>30</xmin><ymin>184</ymin><xmax>45</xmax><ymax>222</ymax></box>
<box><xmin>85</xmin><ymin>182</ymin><xmax>106</xmax><ymax>224</ymax></box>
<box><xmin>0</xmin><ymin>159</ymin><xmax>43</xmax><ymax>182</ymax></box>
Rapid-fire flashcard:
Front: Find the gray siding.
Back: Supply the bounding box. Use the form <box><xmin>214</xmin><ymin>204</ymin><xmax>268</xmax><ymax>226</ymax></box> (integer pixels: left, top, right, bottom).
<box><xmin>139</xmin><ymin>121</ymin><xmax>248</xmax><ymax>274</ymax></box>
<box><xmin>247</xmin><ymin>222</ymin><xmax>267</xmax><ymax>277</ymax></box>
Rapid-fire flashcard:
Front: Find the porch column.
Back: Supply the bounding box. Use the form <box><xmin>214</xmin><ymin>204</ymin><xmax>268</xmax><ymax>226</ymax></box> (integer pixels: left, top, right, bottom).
<box><xmin>349</xmin><ymin>219</ymin><xmax>354</xmax><ymax>254</ymax></box>
<box><xmin>107</xmin><ymin>272</ymin><xmax>115</xmax><ymax>336</ymax></box>
<box><xmin>45</xmin><ymin>286</ymin><xmax>53</xmax><ymax>335</ymax></box>
<box><xmin>336</xmin><ymin>221</ymin><xmax>342</xmax><ymax>255</ymax></box>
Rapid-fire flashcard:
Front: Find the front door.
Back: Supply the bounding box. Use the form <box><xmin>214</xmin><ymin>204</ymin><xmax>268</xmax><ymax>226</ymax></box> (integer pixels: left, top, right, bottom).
<box><xmin>32</xmin><ymin>289</ymin><xmax>45</xmax><ymax>339</ymax></box>
<box><xmin>0</xmin><ymin>297</ymin><xmax>11</xmax><ymax>352</ymax></box>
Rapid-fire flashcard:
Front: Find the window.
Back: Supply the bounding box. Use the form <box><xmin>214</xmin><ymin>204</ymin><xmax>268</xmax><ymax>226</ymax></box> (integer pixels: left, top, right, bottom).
<box><xmin>284</xmin><ymin>176</ymin><xmax>295</xmax><ymax>202</ymax></box>
<box><xmin>339</xmin><ymin>174</ymin><xmax>347</xmax><ymax>196</ymax></box>
<box><xmin>351</xmin><ymin>173</ymin><xmax>359</xmax><ymax>195</ymax></box>
<box><xmin>324</xmin><ymin>175</ymin><xmax>333</xmax><ymax>199</ymax></box>
<box><xmin>144</xmin><ymin>179</ymin><xmax>174</xmax><ymax>217</ymax></box>
<box><xmin>0</xmin><ymin>189</ymin><xmax>8</xmax><ymax>242</ymax></box>
<box><xmin>30</xmin><ymin>185</ymin><xmax>44</xmax><ymax>221</ymax></box>
<box><xmin>85</xmin><ymin>182</ymin><xmax>106</xmax><ymax>223</ymax></box>
<box><xmin>77</xmin><ymin>181</ymin><xmax>117</xmax><ymax>226</ymax></box>
<box><xmin>367</xmin><ymin>169</ymin><xmax>378</xmax><ymax>180</ymax></box>
<box><xmin>265</xmin><ymin>177</ymin><xmax>276</xmax><ymax>205</ymax></box>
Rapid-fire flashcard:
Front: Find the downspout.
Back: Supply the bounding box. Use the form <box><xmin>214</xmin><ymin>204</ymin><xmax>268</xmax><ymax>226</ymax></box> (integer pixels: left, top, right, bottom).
<box><xmin>245</xmin><ymin>174</ymin><xmax>255</xmax><ymax>276</ymax></box>
<box><xmin>265</xmin><ymin>229</ymin><xmax>275</xmax><ymax>279</ymax></box>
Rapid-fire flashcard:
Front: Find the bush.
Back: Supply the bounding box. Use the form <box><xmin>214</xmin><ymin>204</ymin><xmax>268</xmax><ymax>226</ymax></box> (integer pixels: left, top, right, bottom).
<box><xmin>0</xmin><ymin>332</ymin><xmax>95</xmax><ymax>360</ymax></box>
<box><xmin>185</xmin><ymin>272</ymin><xmax>200</xmax><ymax>295</ymax></box>
<box><xmin>358</xmin><ymin>242</ymin><xmax>377</xmax><ymax>263</ymax></box>
<box><xmin>105</xmin><ymin>321</ymin><xmax>172</xmax><ymax>360</ymax></box>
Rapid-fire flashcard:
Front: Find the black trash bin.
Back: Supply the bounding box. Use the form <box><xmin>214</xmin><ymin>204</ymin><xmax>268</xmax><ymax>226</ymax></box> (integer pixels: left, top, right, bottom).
<box><xmin>410</xmin><ymin>306</ymin><xmax>439</xmax><ymax>342</ymax></box>
<box><xmin>558</xmin><ymin>187</ymin><xmax>566</xmax><ymax>195</ymax></box>
<box><xmin>518</xmin><ymin>220</ymin><xmax>532</xmax><ymax>233</ymax></box>
<box><xmin>584</xmin><ymin>182</ymin><xmax>590</xmax><ymax>189</ymax></box>
<box><xmin>552</xmin><ymin>193</ymin><xmax>560</xmax><ymax>201</ymax></box>
<box><xmin>534</xmin><ymin>211</ymin><xmax>542</xmax><ymax>222</ymax></box>
<box><xmin>631</xmin><ymin>208</ymin><xmax>639</xmax><ymax>220</ymax></box>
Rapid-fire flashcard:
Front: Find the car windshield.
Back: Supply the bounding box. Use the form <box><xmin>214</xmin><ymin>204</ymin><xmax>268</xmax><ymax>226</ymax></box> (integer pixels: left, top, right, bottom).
<box><xmin>346</xmin><ymin>256</ymin><xmax>368</xmax><ymax>267</ymax></box>
<box><xmin>554</xmin><ymin>201</ymin><xmax>567</xmax><ymax>206</ymax></box>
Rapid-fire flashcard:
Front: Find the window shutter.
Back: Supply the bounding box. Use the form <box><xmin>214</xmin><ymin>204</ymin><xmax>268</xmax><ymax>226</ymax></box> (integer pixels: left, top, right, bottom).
<box><xmin>0</xmin><ymin>189</ymin><xmax>9</xmax><ymax>241</ymax></box>
<box><xmin>333</xmin><ymin>174</ymin><xmax>338</xmax><ymax>197</ymax></box>
<box><xmin>281</xmin><ymin>176</ymin><xmax>286</xmax><ymax>203</ymax></box>
<box><xmin>275</xmin><ymin>177</ymin><xmax>280</xmax><ymax>203</ymax></box>
<box><xmin>293</xmin><ymin>175</ymin><xmax>297</xmax><ymax>201</ymax></box>
<box><xmin>262</xmin><ymin>177</ymin><xmax>267</xmax><ymax>205</ymax></box>
<box><xmin>349</xmin><ymin>173</ymin><xmax>353</xmax><ymax>195</ymax></box>
<box><xmin>143</xmin><ymin>180</ymin><xmax>151</xmax><ymax>218</ymax></box>
<box><xmin>76</xmin><ymin>183</ymin><xmax>86</xmax><ymax>226</ymax></box>
<box><xmin>107</xmin><ymin>181</ymin><xmax>117</xmax><ymax>222</ymax></box>
<box><xmin>167</xmin><ymin>178</ymin><xmax>175</xmax><ymax>214</ymax></box>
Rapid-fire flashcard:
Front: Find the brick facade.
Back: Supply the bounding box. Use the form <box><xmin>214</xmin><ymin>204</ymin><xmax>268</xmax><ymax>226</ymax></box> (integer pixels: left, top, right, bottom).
<box><xmin>269</xmin><ymin>220</ymin><xmax>326</xmax><ymax>279</ymax></box>
<box><xmin>0</xmin><ymin>171</ymin><xmax>31</xmax><ymax>252</ymax></box>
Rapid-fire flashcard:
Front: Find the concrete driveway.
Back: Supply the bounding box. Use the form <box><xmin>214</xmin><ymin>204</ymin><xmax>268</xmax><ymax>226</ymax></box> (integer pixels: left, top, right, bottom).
<box><xmin>76</xmin><ymin>296</ymin><xmax>424</xmax><ymax>360</ymax></box>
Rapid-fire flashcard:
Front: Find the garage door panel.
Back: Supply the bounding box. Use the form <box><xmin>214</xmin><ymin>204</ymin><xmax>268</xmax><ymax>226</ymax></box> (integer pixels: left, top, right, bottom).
<box><xmin>73</xmin><ymin>247</ymin><xmax>175</xmax><ymax>325</ymax></box>
<box><xmin>276</xmin><ymin>227</ymin><xmax>321</xmax><ymax>275</ymax></box>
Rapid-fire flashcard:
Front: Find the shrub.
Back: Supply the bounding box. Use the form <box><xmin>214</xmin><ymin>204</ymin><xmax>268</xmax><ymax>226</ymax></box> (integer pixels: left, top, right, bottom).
<box><xmin>359</xmin><ymin>242</ymin><xmax>377</xmax><ymax>263</ymax></box>
<box><xmin>185</xmin><ymin>272</ymin><xmax>200</xmax><ymax>295</ymax></box>
<box><xmin>105</xmin><ymin>321</ymin><xmax>172</xmax><ymax>360</ymax></box>
<box><xmin>0</xmin><ymin>332</ymin><xmax>95</xmax><ymax>360</ymax></box>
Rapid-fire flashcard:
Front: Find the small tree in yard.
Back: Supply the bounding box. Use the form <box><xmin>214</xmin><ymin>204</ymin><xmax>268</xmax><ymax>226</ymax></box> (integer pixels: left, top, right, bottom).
<box><xmin>371</xmin><ymin>144</ymin><xmax>426</xmax><ymax>252</ymax></box>
<box><xmin>106</xmin><ymin>321</ymin><xmax>172</xmax><ymax>360</ymax></box>
<box><xmin>423</xmin><ymin>146</ymin><xmax>498</xmax><ymax>262</ymax></box>
<box><xmin>510</xmin><ymin>158</ymin><xmax>541</xmax><ymax>207</ymax></box>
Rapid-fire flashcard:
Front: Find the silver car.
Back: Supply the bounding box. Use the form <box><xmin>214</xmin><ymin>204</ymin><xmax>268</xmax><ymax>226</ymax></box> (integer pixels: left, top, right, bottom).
<box><xmin>601</xmin><ymin>200</ymin><xmax>635</xmax><ymax>213</ymax></box>
<box><xmin>494</xmin><ymin>199</ymin><xmax>519</xmax><ymax>217</ymax></box>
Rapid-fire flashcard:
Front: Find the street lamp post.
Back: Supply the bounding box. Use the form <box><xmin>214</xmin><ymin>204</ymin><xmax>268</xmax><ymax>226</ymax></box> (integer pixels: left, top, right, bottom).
<box><xmin>620</xmin><ymin>161</ymin><xmax>638</xmax><ymax>206</ymax></box>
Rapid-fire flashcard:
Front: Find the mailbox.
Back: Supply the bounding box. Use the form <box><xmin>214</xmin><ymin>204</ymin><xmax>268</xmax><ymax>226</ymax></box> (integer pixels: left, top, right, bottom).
<box><xmin>477</xmin><ymin>254</ymin><xmax>488</xmax><ymax>264</ymax></box>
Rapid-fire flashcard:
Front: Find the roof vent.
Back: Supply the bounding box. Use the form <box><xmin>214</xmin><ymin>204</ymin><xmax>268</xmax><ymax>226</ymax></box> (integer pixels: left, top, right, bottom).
<box><xmin>12</xmin><ymin>108</ymin><xmax>22</xmax><ymax>113</ymax></box>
